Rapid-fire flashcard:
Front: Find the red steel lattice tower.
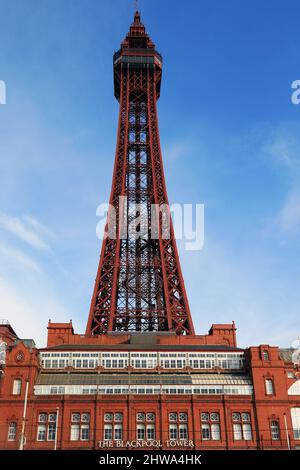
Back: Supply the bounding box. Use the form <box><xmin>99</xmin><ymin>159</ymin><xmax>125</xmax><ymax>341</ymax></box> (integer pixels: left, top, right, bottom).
<box><xmin>86</xmin><ymin>12</ymin><xmax>195</xmax><ymax>336</ymax></box>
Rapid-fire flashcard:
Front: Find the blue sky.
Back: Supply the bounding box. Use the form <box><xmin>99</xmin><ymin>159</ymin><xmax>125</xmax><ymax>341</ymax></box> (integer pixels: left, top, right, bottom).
<box><xmin>0</xmin><ymin>0</ymin><xmax>299</xmax><ymax>347</ymax></box>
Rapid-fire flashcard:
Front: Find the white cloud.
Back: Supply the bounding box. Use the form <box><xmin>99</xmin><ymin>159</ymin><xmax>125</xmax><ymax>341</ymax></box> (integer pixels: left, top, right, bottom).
<box><xmin>276</xmin><ymin>189</ymin><xmax>300</xmax><ymax>234</ymax></box>
<box><xmin>0</xmin><ymin>243</ymin><xmax>42</xmax><ymax>274</ymax></box>
<box><xmin>0</xmin><ymin>276</ymin><xmax>68</xmax><ymax>347</ymax></box>
<box><xmin>262</xmin><ymin>124</ymin><xmax>300</xmax><ymax>237</ymax></box>
<box><xmin>23</xmin><ymin>214</ymin><xmax>56</xmax><ymax>239</ymax></box>
<box><xmin>164</xmin><ymin>139</ymin><xmax>194</xmax><ymax>162</ymax></box>
<box><xmin>179</xmin><ymin>237</ymin><xmax>299</xmax><ymax>348</ymax></box>
<box><xmin>0</xmin><ymin>212</ymin><xmax>51</xmax><ymax>251</ymax></box>
<box><xmin>264</xmin><ymin>126</ymin><xmax>300</xmax><ymax>170</ymax></box>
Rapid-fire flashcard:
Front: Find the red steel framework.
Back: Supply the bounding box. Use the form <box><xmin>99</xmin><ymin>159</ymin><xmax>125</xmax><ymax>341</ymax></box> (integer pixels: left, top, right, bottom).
<box><xmin>86</xmin><ymin>12</ymin><xmax>195</xmax><ymax>336</ymax></box>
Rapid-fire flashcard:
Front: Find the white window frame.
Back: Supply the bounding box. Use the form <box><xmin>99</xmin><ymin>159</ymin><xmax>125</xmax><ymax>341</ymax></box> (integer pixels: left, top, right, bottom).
<box><xmin>37</xmin><ymin>424</ymin><xmax>47</xmax><ymax>441</ymax></box>
<box><xmin>242</xmin><ymin>423</ymin><xmax>252</xmax><ymax>441</ymax></box>
<box><xmin>12</xmin><ymin>378</ymin><xmax>22</xmax><ymax>395</ymax></box>
<box><xmin>291</xmin><ymin>408</ymin><xmax>300</xmax><ymax>440</ymax></box>
<box><xmin>137</xmin><ymin>424</ymin><xmax>145</xmax><ymax>440</ymax></box>
<box><xmin>169</xmin><ymin>424</ymin><xmax>178</xmax><ymax>440</ymax></box>
<box><xmin>179</xmin><ymin>424</ymin><xmax>188</xmax><ymax>440</ymax></box>
<box><xmin>70</xmin><ymin>424</ymin><xmax>80</xmax><ymax>441</ymax></box>
<box><xmin>104</xmin><ymin>424</ymin><xmax>113</xmax><ymax>441</ymax></box>
<box><xmin>211</xmin><ymin>423</ymin><xmax>221</xmax><ymax>441</ymax></box>
<box><xmin>265</xmin><ymin>378</ymin><xmax>274</xmax><ymax>395</ymax></box>
<box><xmin>233</xmin><ymin>423</ymin><xmax>243</xmax><ymax>441</ymax></box>
<box><xmin>7</xmin><ymin>422</ymin><xmax>17</xmax><ymax>441</ymax></box>
<box><xmin>270</xmin><ymin>420</ymin><xmax>280</xmax><ymax>440</ymax></box>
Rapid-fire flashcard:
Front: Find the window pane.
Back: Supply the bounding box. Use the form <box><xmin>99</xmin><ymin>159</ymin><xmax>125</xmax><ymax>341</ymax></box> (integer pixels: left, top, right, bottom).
<box><xmin>179</xmin><ymin>424</ymin><xmax>188</xmax><ymax>439</ymax></box>
<box><xmin>271</xmin><ymin>421</ymin><xmax>279</xmax><ymax>440</ymax></box>
<box><xmin>211</xmin><ymin>424</ymin><xmax>221</xmax><ymax>441</ymax></box>
<box><xmin>47</xmin><ymin>424</ymin><xmax>56</xmax><ymax>441</ymax></box>
<box><xmin>48</xmin><ymin>413</ymin><xmax>57</xmax><ymax>423</ymax></box>
<box><xmin>201</xmin><ymin>412</ymin><xmax>209</xmax><ymax>422</ymax></box>
<box><xmin>210</xmin><ymin>412</ymin><xmax>220</xmax><ymax>422</ymax></box>
<box><xmin>291</xmin><ymin>408</ymin><xmax>300</xmax><ymax>439</ymax></box>
<box><xmin>104</xmin><ymin>425</ymin><xmax>113</xmax><ymax>440</ymax></box>
<box><xmin>233</xmin><ymin>423</ymin><xmax>242</xmax><ymax>440</ymax></box>
<box><xmin>37</xmin><ymin>424</ymin><xmax>47</xmax><ymax>441</ymax></box>
<box><xmin>137</xmin><ymin>424</ymin><xmax>145</xmax><ymax>440</ymax></box>
<box><xmin>71</xmin><ymin>413</ymin><xmax>80</xmax><ymax>423</ymax></box>
<box><xmin>169</xmin><ymin>424</ymin><xmax>178</xmax><ymax>440</ymax></box>
<box><xmin>202</xmin><ymin>423</ymin><xmax>210</xmax><ymax>440</ymax></box>
<box><xmin>81</xmin><ymin>413</ymin><xmax>90</xmax><ymax>423</ymax></box>
<box><xmin>265</xmin><ymin>379</ymin><xmax>274</xmax><ymax>395</ymax></box>
<box><xmin>243</xmin><ymin>423</ymin><xmax>252</xmax><ymax>441</ymax></box>
<box><xmin>38</xmin><ymin>413</ymin><xmax>47</xmax><ymax>423</ymax></box>
<box><xmin>263</xmin><ymin>350</ymin><xmax>269</xmax><ymax>360</ymax></box>
<box><xmin>179</xmin><ymin>413</ymin><xmax>188</xmax><ymax>422</ymax></box>
<box><xmin>114</xmin><ymin>425</ymin><xmax>123</xmax><ymax>440</ymax></box>
<box><xmin>12</xmin><ymin>379</ymin><xmax>21</xmax><ymax>395</ymax></box>
<box><xmin>70</xmin><ymin>424</ymin><xmax>80</xmax><ymax>441</ymax></box>
<box><xmin>104</xmin><ymin>413</ymin><xmax>113</xmax><ymax>422</ymax></box>
<box><xmin>146</xmin><ymin>413</ymin><xmax>155</xmax><ymax>422</ymax></box>
<box><xmin>169</xmin><ymin>413</ymin><xmax>177</xmax><ymax>422</ymax></box>
<box><xmin>137</xmin><ymin>412</ymin><xmax>145</xmax><ymax>422</ymax></box>
<box><xmin>241</xmin><ymin>413</ymin><xmax>250</xmax><ymax>422</ymax></box>
<box><xmin>232</xmin><ymin>413</ymin><xmax>241</xmax><ymax>422</ymax></box>
<box><xmin>81</xmin><ymin>425</ymin><xmax>90</xmax><ymax>441</ymax></box>
<box><xmin>147</xmin><ymin>424</ymin><xmax>155</xmax><ymax>440</ymax></box>
<box><xmin>8</xmin><ymin>422</ymin><xmax>17</xmax><ymax>441</ymax></box>
<box><xmin>114</xmin><ymin>413</ymin><xmax>123</xmax><ymax>423</ymax></box>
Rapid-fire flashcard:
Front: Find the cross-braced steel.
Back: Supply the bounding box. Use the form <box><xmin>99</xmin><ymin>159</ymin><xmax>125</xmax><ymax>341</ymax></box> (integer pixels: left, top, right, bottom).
<box><xmin>86</xmin><ymin>12</ymin><xmax>195</xmax><ymax>336</ymax></box>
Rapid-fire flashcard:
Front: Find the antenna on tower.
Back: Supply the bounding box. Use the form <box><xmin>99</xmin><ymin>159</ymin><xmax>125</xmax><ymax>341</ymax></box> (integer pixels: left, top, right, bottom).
<box><xmin>134</xmin><ymin>0</ymin><xmax>138</xmax><ymax>11</ymax></box>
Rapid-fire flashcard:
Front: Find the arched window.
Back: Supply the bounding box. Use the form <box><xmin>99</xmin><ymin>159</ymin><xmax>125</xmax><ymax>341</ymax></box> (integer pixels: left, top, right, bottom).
<box><xmin>288</xmin><ymin>379</ymin><xmax>300</xmax><ymax>396</ymax></box>
<box><xmin>270</xmin><ymin>420</ymin><xmax>279</xmax><ymax>440</ymax></box>
<box><xmin>262</xmin><ymin>350</ymin><xmax>269</xmax><ymax>360</ymax></box>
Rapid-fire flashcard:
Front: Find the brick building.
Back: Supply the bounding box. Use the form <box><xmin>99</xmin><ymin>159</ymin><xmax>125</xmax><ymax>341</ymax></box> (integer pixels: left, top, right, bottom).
<box><xmin>0</xmin><ymin>11</ymin><xmax>300</xmax><ymax>451</ymax></box>
<box><xmin>0</xmin><ymin>320</ymin><xmax>300</xmax><ymax>450</ymax></box>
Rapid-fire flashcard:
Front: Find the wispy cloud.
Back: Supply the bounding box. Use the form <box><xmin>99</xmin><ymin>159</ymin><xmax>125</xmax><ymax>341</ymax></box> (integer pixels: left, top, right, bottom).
<box><xmin>0</xmin><ymin>243</ymin><xmax>42</xmax><ymax>274</ymax></box>
<box><xmin>276</xmin><ymin>189</ymin><xmax>300</xmax><ymax>234</ymax></box>
<box><xmin>0</xmin><ymin>275</ymin><xmax>68</xmax><ymax>347</ymax></box>
<box><xmin>0</xmin><ymin>212</ymin><xmax>52</xmax><ymax>251</ymax></box>
<box><xmin>262</xmin><ymin>123</ymin><xmax>300</xmax><ymax>237</ymax></box>
<box><xmin>164</xmin><ymin>139</ymin><xmax>195</xmax><ymax>162</ymax></box>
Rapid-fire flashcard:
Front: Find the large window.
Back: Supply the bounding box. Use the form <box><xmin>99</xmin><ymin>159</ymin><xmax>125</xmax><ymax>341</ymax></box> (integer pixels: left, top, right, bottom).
<box><xmin>136</xmin><ymin>412</ymin><xmax>156</xmax><ymax>440</ymax></box>
<box><xmin>70</xmin><ymin>413</ymin><xmax>90</xmax><ymax>441</ymax></box>
<box><xmin>103</xmin><ymin>412</ymin><xmax>123</xmax><ymax>441</ymax></box>
<box><xmin>7</xmin><ymin>422</ymin><xmax>17</xmax><ymax>441</ymax></box>
<box><xmin>37</xmin><ymin>413</ymin><xmax>57</xmax><ymax>441</ymax></box>
<box><xmin>12</xmin><ymin>378</ymin><xmax>22</xmax><ymax>395</ymax></box>
<box><xmin>168</xmin><ymin>412</ymin><xmax>188</xmax><ymax>441</ymax></box>
<box><xmin>270</xmin><ymin>421</ymin><xmax>280</xmax><ymax>440</ymax></box>
<box><xmin>40</xmin><ymin>350</ymin><xmax>245</xmax><ymax>371</ymax></box>
<box><xmin>291</xmin><ymin>408</ymin><xmax>300</xmax><ymax>440</ymax></box>
<box><xmin>265</xmin><ymin>378</ymin><xmax>274</xmax><ymax>395</ymax></box>
<box><xmin>201</xmin><ymin>412</ymin><xmax>221</xmax><ymax>441</ymax></box>
<box><xmin>232</xmin><ymin>412</ymin><xmax>252</xmax><ymax>441</ymax></box>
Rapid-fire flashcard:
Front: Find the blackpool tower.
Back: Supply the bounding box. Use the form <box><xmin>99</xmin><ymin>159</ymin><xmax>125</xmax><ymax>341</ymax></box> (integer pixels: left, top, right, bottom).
<box><xmin>86</xmin><ymin>12</ymin><xmax>195</xmax><ymax>336</ymax></box>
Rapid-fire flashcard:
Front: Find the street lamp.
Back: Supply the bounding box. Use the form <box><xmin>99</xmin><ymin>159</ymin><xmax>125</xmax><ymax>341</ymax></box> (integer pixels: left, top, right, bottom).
<box><xmin>283</xmin><ymin>412</ymin><xmax>291</xmax><ymax>450</ymax></box>
<box><xmin>54</xmin><ymin>406</ymin><xmax>60</xmax><ymax>451</ymax></box>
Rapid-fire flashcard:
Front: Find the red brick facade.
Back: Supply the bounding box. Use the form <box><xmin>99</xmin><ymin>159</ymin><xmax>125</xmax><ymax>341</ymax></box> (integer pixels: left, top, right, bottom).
<box><xmin>1</xmin><ymin>320</ymin><xmax>300</xmax><ymax>450</ymax></box>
